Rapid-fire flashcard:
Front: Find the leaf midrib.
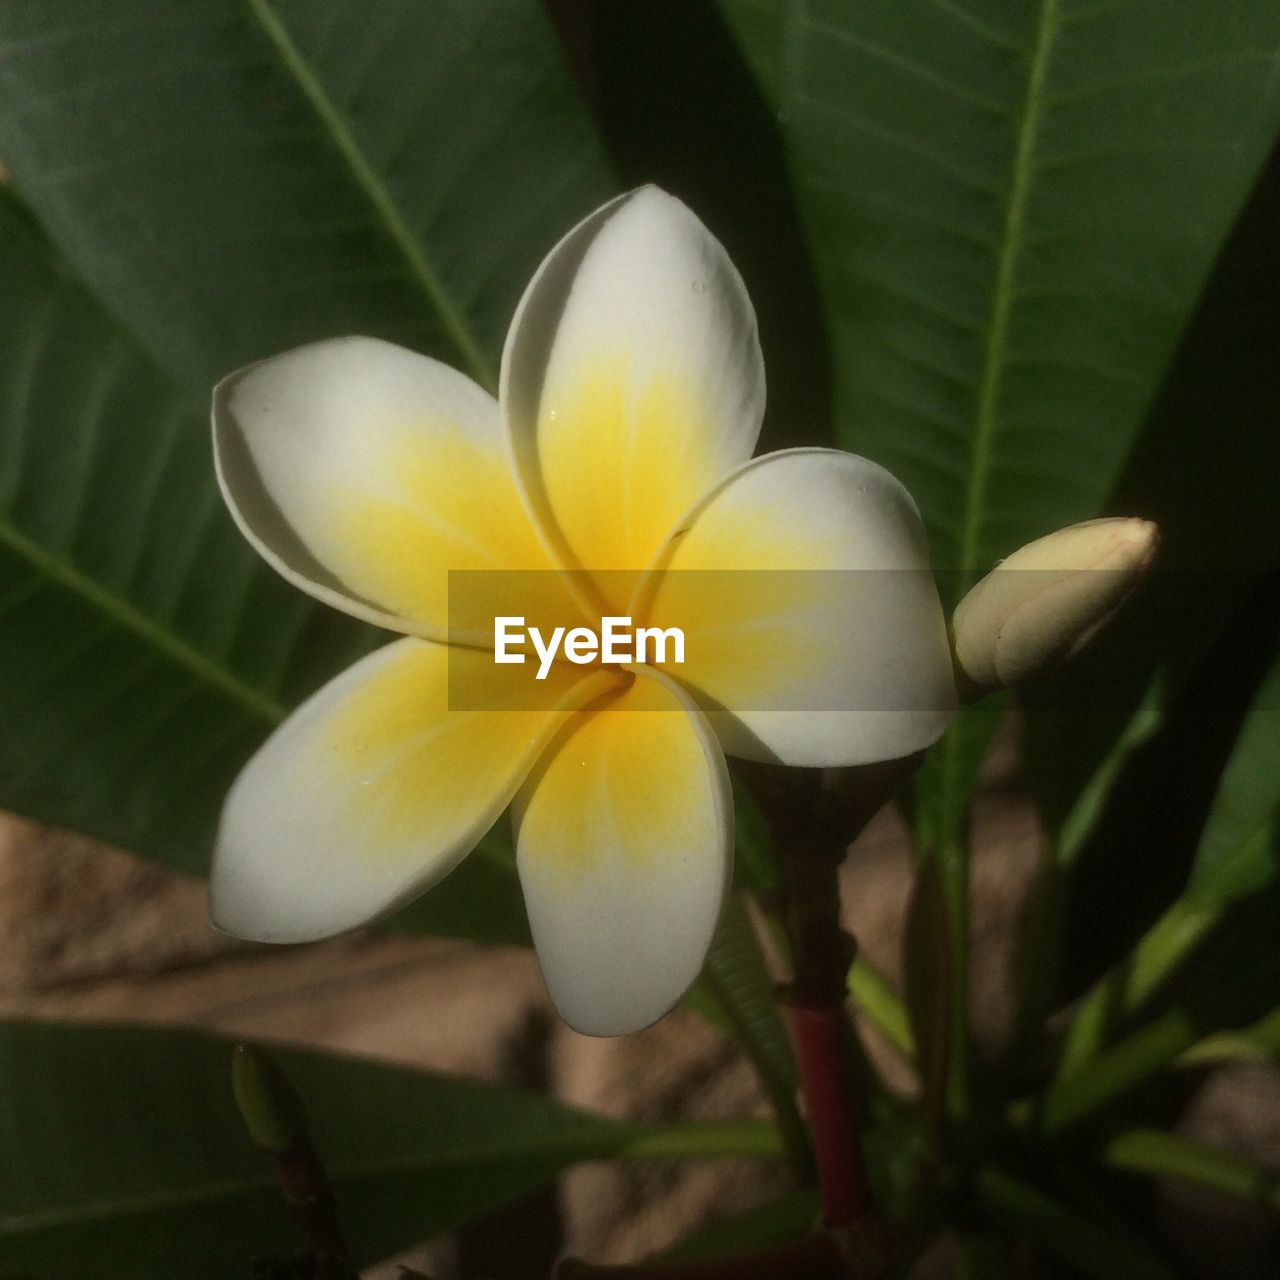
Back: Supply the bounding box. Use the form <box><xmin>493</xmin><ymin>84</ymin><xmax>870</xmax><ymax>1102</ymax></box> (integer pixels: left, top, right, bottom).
<box><xmin>959</xmin><ymin>0</ymin><xmax>1060</xmax><ymax>580</ymax></box>
<box><xmin>243</xmin><ymin>0</ymin><xmax>497</xmax><ymax>392</ymax></box>
<box><xmin>0</xmin><ymin>1118</ymin><xmax>782</xmax><ymax>1234</ymax></box>
<box><xmin>0</xmin><ymin>517</ymin><xmax>286</xmax><ymax>725</ymax></box>
<box><xmin>0</xmin><ymin>1128</ymin><xmax>626</xmax><ymax>1235</ymax></box>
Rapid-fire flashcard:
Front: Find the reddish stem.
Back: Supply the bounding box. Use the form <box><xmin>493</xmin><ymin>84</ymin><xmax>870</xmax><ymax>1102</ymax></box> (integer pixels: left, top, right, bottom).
<box><xmin>737</xmin><ymin>759</ymin><xmax>917</xmax><ymax>1248</ymax></box>
<box><xmin>787</xmin><ymin>1001</ymin><xmax>871</xmax><ymax>1229</ymax></box>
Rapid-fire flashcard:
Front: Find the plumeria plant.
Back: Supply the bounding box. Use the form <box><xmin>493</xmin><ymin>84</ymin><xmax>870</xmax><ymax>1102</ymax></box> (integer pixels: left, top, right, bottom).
<box><xmin>0</xmin><ymin>3</ymin><xmax>1278</xmax><ymax>1279</ymax></box>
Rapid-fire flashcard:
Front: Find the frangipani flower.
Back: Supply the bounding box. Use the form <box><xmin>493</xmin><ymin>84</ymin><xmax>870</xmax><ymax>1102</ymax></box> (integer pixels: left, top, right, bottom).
<box><xmin>210</xmin><ymin>188</ymin><xmax>956</xmax><ymax>1035</ymax></box>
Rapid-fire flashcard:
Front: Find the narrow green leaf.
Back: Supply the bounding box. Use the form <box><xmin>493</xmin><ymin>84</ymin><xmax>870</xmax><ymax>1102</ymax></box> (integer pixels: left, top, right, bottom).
<box><xmin>1185</xmin><ymin>659</ymin><xmax>1280</xmax><ymax>909</ymax></box>
<box><xmin>903</xmin><ymin>856</ymin><xmax>953</xmax><ymax>1139</ymax></box>
<box><xmin>1179</xmin><ymin>1006</ymin><xmax>1280</xmax><ymax>1068</ymax></box>
<box><xmin>1037</xmin><ymin>887</ymin><xmax>1280</xmax><ymax>1132</ymax></box>
<box><xmin>700</xmin><ymin>898</ymin><xmax>795</xmax><ymax>1097</ymax></box>
<box><xmin>689</xmin><ymin>893</ymin><xmax>808</xmax><ymax>1173</ymax></box>
<box><xmin>913</xmin><ymin>695</ymin><xmax>1008</xmax><ymax>857</ymax></box>
<box><xmin>977</xmin><ymin>1166</ymin><xmax>1176</xmax><ymax>1280</ymax></box>
<box><xmin>1057</xmin><ymin>656</ymin><xmax>1280</xmax><ymax>1072</ymax></box>
<box><xmin>0</xmin><ymin>0</ymin><xmax>615</xmax><ymax>398</ymax></box>
<box><xmin>848</xmin><ymin>955</ymin><xmax>914</xmax><ymax>1060</ymax></box>
<box><xmin>1102</xmin><ymin>1128</ymin><xmax>1280</xmax><ymax>1216</ymax></box>
<box><xmin>731</xmin><ymin>772</ymin><xmax>782</xmax><ymax>895</ymax></box>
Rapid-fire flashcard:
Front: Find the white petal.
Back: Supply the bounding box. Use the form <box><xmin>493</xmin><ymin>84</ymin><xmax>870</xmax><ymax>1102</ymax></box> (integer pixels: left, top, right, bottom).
<box><xmin>501</xmin><ymin>187</ymin><xmax>765</xmax><ymax>607</ymax></box>
<box><xmin>211</xmin><ymin>639</ymin><xmax>616</xmax><ymax>943</ymax></box>
<box><xmin>514</xmin><ymin>667</ymin><xmax>733</xmax><ymax>1036</ymax></box>
<box><xmin>214</xmin><ymin>336</ymin><xmax>579</xmax><ymax>641</ymax></box>
<box><xmin>638</xmin><ymin>448</ymin><xmax>957</xmax><ymax>766</ymax></box>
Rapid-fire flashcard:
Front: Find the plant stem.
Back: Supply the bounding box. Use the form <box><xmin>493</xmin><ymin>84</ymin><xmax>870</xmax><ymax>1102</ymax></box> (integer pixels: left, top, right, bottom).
<box><xmin>737</xmin><ymin>763</ymin><xmax>887</xmax><ymax>1239</ymax></box>
<box><xmin>274</xmin><ymin>1137</ymin><xmax>351</xmax><ymax>1266</ymax></box>
<box><xmin>1100</xmin><ymin>1127</ymin><xmax>1280</xmax><ymax>1214</ymax></box>
<box><xmin>786</xmin><ymin>999</ymin><xmax>871</xmax><ymax>1229</ymax></box>
<box><xmin>939</xmin><ymin>836</ymin><xmax>972</xmax><ymax>1121</ymax></box>
<box><xmin>783</xmin><ymin>810</ymin><xmax>872</xmax><ymax>1232</ymax></box>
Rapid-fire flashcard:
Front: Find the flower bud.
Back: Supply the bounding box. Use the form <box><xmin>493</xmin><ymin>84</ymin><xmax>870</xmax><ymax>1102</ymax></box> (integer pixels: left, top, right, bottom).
<box><xmin>952</xmin><ymin>517</ymin><xmax>1158</xmax><ymax>693</ymax></box>
<box><xmin>231</xmin><ymin>1043</ymin><xmax>310</xmax><ymax>1154</ymax></box>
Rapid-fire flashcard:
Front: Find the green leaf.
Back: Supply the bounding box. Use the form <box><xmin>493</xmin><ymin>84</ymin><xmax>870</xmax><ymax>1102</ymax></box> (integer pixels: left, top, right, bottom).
<box><xmin>697</xmin><ymin>897</ymin><xmax>795</xmax><ymax>1097</ymax></box>
<box><xmin>0</xmin><ymin>188</ymin><xmax>375</xmax><ymax>873</ymax></box>
<box><xmin>902</xmin><ymin>855</ymin><xmax>953</xmax><ymax>1139</ymax></box>
<box><xmin>847</xmin><ymin>954</ymin><xmax>914</xmax><ymax>1060</ymax></box>
<box><xmin>1179</xmin><ymin>1005</ymin><xmax>1280</xmax><ymax>1067</ymax></box>
<box><xmin>1037</xmin><ymin>887</ymin><xmax>1280</xmax><ymax>1132</ymax></box>
<box><xmin>977</xmin><ymin>1165</ymin><xmax>1176</xmax><ymax>1280</ymax></box>
<box><xmin>912</xmin><ymin>695</ymin><xmax>1008</xmax><ymax>855</ymax></box>
<box><xmin>1009</xmin><ymin>160</ymin><xmax>1280</xmax><ymax>1058</ymax></box>
<box><xmin>1023</xmin><ymin>158</ymin><xmax>1280</xmax><ymax>862</ymax></box>
<box><xmin>0</xmin><ymin>0</ymin><xmax>614</xmax><ymax>946</ymax></box>
<box><xmin>1055</xmin><ymin>657</ymin><xmax>1280</xmax><ymax>1073</ymax></box>
<box><xmin>0</xmin><ymin>192</ymin><xmax>544</xmax><ymax>949</ymax></box>
<box><xmin>686</xmin><ymin>893</ymin><xmax>809</xmax><ymax>1174</ymax></box>
<box><xmin>720</xmin><ymin>0</ymin><xmax>1280</xmax><ymax>585</ymax></box>
<box><xmin>0</xmin><ymin>1021</ymin><xmax>782</xmax><ymax>1276</ymax></box>
<box><xmin>730</xmin><ymin>771</ymin><xmax>782</xmax><ymax>895</ymax></box>
<box><xmin>0</xmin><ymin>0</ymin><xmax>614</xmax><ymax>399</ymax></box>
<box><xmin>1101</xmin><ymin>1128</ymin><xmax>1280</xmax><ymax>1217</ymax></box>
<box><xmin>1185</xmin><ymin>656</ymin><xmax>1280</xmax><ymax>909</ymax></box>
<box><xmin>653</xmin><ymin>1189</ymin><xmax>820</xmax><ymax>1265</ymax></box>
<box><xmin>386</xmin><ymin>826</ymin><xmax>532</xmax><ymax>948</ymax></box>
<box><xmin>0</xmin><ymin>1021</ymin><xmax>630</xmax><ymax>1277</ymax></box>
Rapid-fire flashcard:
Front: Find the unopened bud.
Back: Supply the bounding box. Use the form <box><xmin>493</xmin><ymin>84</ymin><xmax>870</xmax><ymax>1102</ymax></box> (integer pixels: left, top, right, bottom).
<box><xmin>952</xmin><ymin>517</ymin><xmax>1158</xmax><ymax>693</ymax></box>
<box><xmin>232</xmin><ymin>1043</ymin><xmax>310</xmax><ymax>1154</ymax></box>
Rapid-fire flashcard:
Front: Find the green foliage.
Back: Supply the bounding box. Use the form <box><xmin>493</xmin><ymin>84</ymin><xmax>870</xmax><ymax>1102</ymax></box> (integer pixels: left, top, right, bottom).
<box><xmin>652</xmin><ymin>1189</ymin><xmax>820</xmax><ymax>1263</ymax></box>
<box><xmin>1054</xmin><ymin>651</ymin><xmax>1280</xmax><ymax>1076</ymax></box>
<box><xmin>0</xmin><ymin>188</ymin><xmax>374</xmax><ymax>872</ymax></box>
<box><xmin>0</xmin><ymin>1022</ymin><xmax>630</xmax><ymax>1277</ymax></box>
<box><xmin>1024</xmin><ymin>159</ymin><xmax>1280</xmax><ymax>862</ymax></box>
<box><xmin>720</xmin><ymin>0</ymin><xmax>1280</xmax><ymax>583</ymax></box>
<box><xmin>0</xmin><ymin>0</ymin><xmax>614</xmax><ymax>400</ymax></box>
<box><xmin>0</xmin><ymin>0</ymin><xmax>1279</xmax><ymax>1274</ymax></box>
<box><xmin>1184</xmin><ymin>654</ymin><xmax>1280</xmax><ymax>909</ymax></box>
<box><xmin>0</xmin><ymin>0</ymin><xmax>614</xmax><ymax>895</ymax></box>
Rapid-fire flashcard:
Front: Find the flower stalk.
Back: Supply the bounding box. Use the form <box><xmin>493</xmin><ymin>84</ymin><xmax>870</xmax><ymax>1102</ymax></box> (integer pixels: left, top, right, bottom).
<box><xmin>232</xmin><ymin>1044</ymin><xmax>352</xmax><ymax>1270</ymax></box>
<box><xmin>739</xmin><ymin>759</ymin><xmax>913</xmax><ymax>1252</ymax></box>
